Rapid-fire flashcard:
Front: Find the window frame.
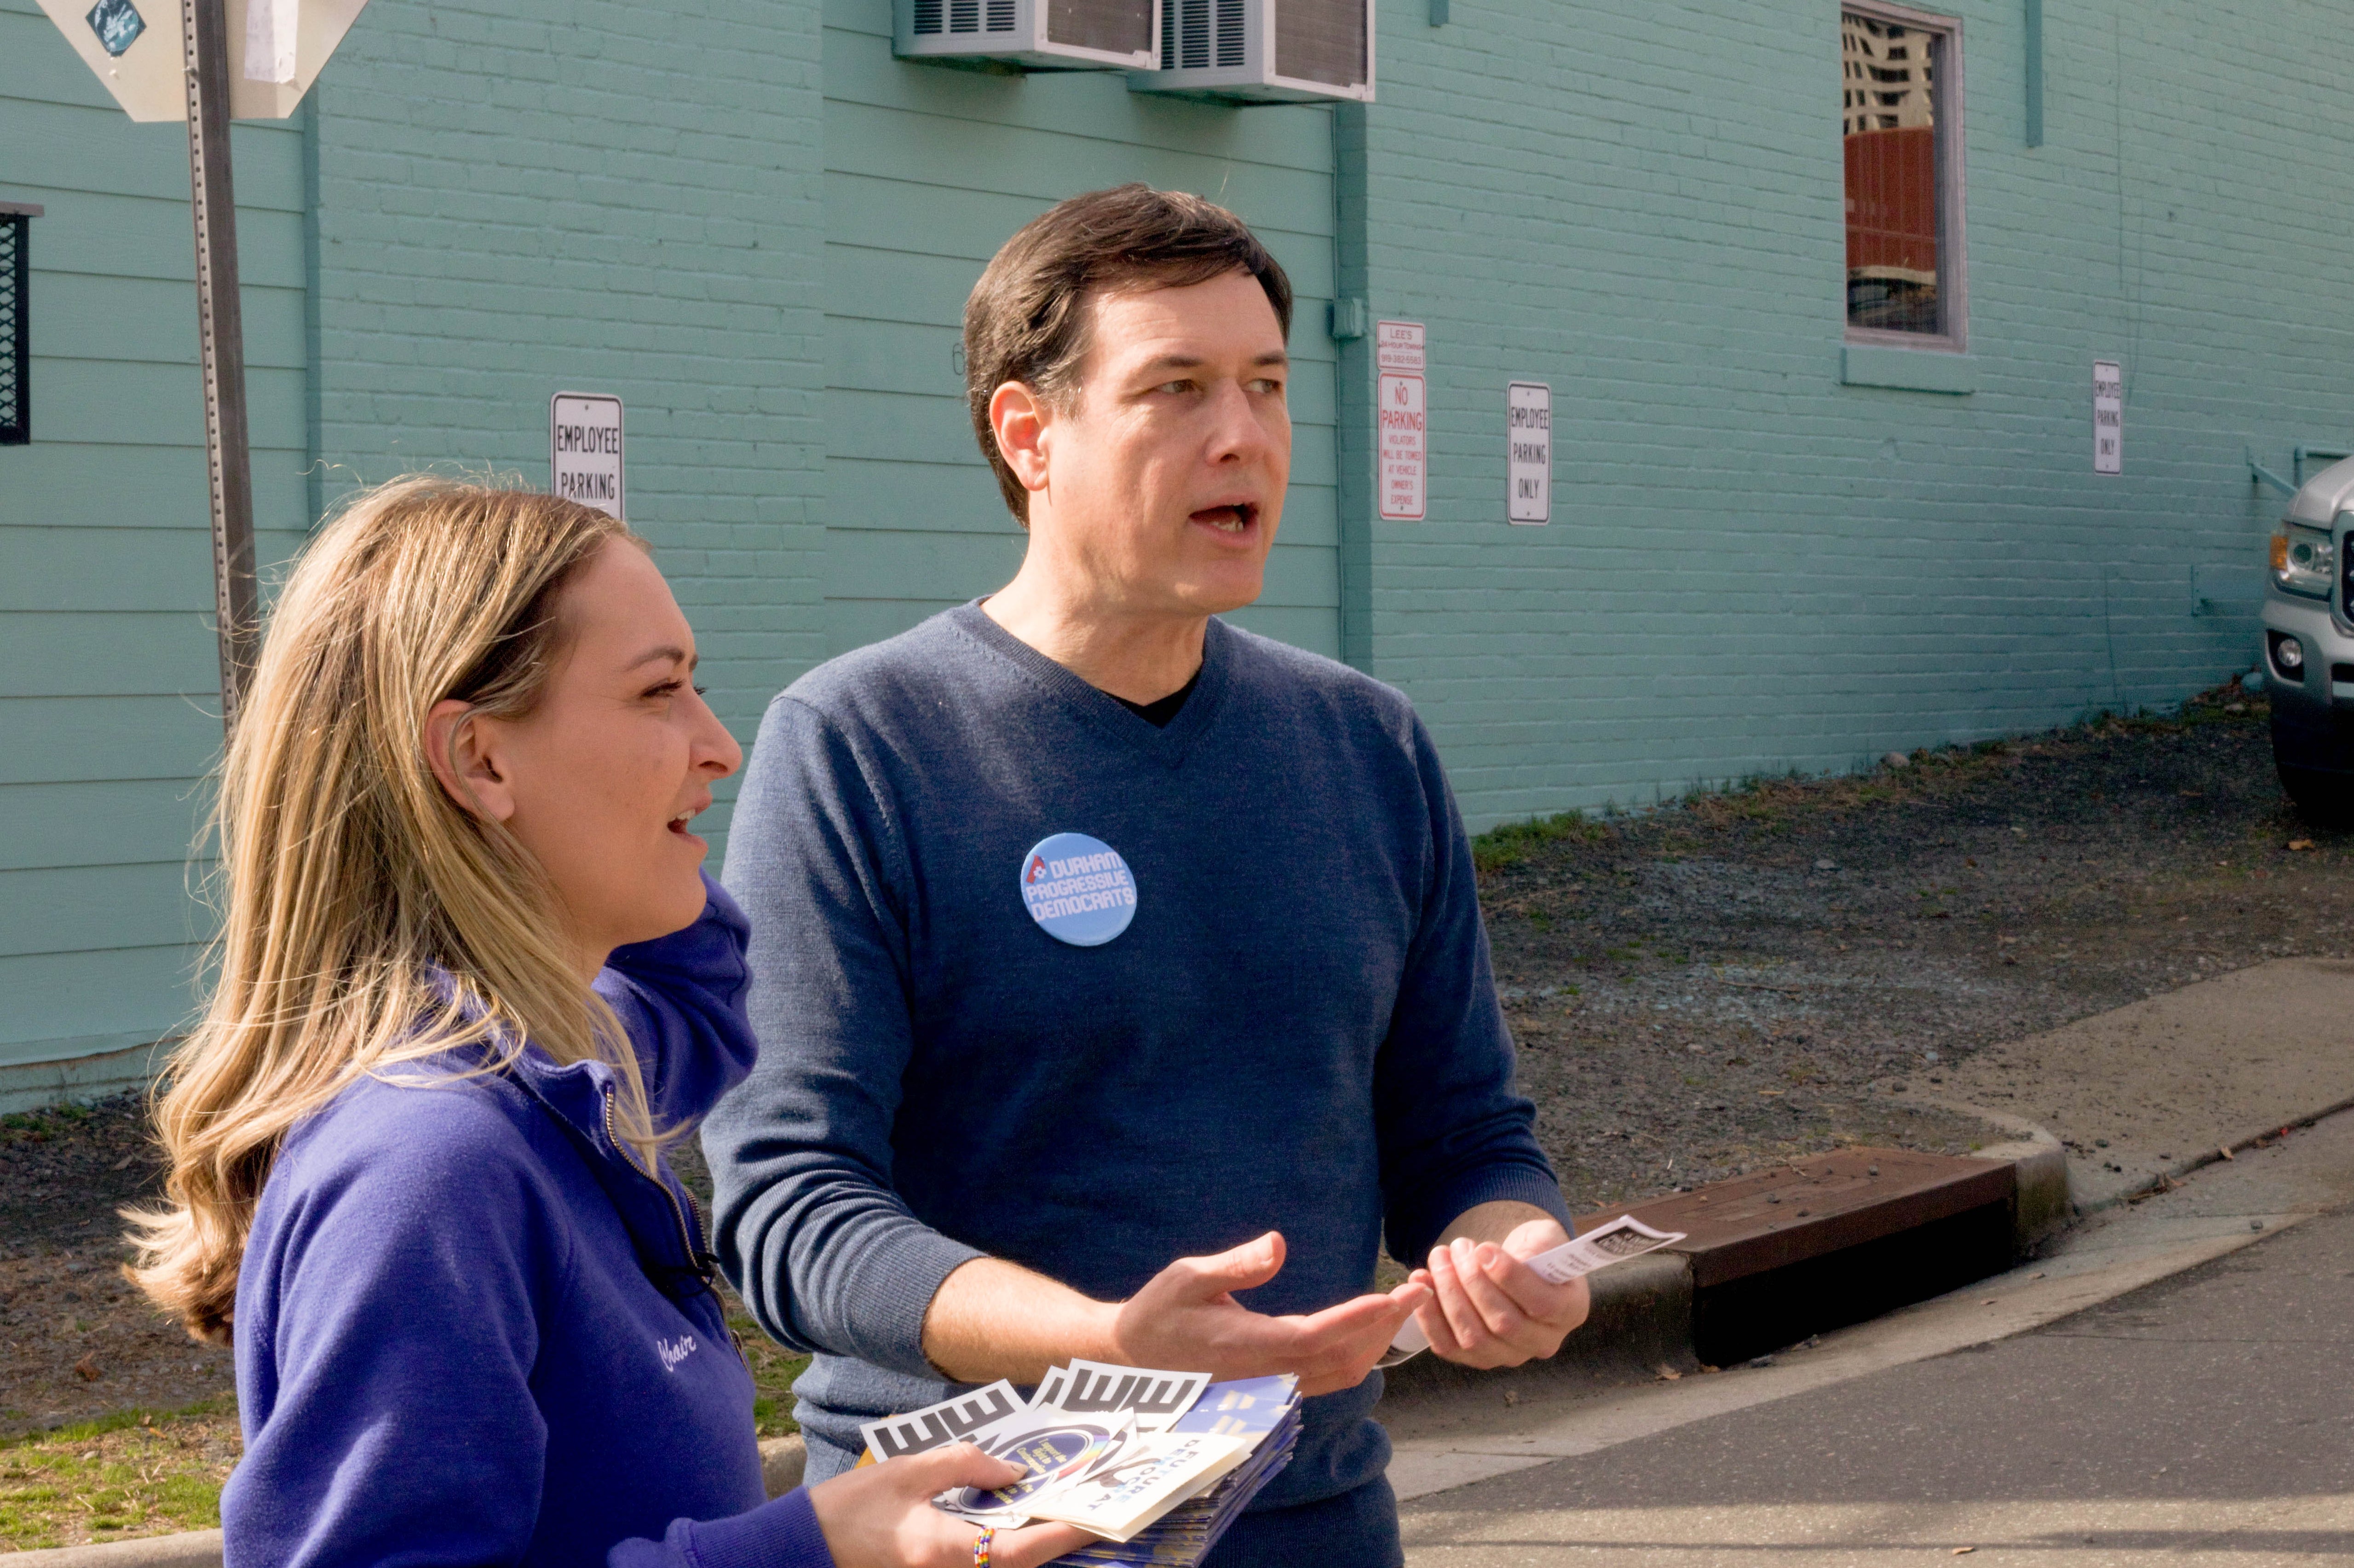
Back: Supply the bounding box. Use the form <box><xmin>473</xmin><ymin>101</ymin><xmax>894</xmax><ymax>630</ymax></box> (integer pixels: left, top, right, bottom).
<box><xmin>1840</xmin><ymin>0</ymin><xmax>1968</xmax><ymax>356</ymax></box>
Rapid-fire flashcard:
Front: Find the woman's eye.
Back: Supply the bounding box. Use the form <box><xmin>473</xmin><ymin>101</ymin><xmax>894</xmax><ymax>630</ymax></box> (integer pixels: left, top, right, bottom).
<box><xmin>692</xmin><ymin>685</ymin><xmax>709</xmax><ymax>698</ymax></box>
<box><xmin>645</xmin><ymin>680</ymin><xmax>683</xmax><ymax>700</ymax></box>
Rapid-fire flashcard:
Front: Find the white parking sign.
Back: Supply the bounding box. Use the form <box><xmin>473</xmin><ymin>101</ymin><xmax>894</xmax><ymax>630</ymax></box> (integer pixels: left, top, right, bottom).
<box><xmin>551</xmin><ymin>392</ymin><xmax>624</xmax><ymax>518</ymax></box>
<box><xmin>1507</xmin><ymin>381</ymin><xmax>1551</xmax><ymax>524</ymax></box>
<box><xmin>1376</xmin><ymin>321</ymin><xmax>1427</xmax><ymax>521</ymax></box>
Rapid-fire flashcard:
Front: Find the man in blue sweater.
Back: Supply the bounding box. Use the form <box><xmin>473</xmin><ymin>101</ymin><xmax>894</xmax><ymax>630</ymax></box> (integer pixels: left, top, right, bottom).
<box><xmin>707</xmin><ymin>185</ymin><xmax>1590</xmax><ymax>1566</ymax></box>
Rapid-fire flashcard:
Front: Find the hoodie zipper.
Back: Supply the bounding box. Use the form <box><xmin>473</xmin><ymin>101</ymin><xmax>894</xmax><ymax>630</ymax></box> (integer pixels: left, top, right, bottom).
<box><xmin>604</xmin><ymin>1083</ymin><xmax>725</xmax><ymax>1297</ymax></box>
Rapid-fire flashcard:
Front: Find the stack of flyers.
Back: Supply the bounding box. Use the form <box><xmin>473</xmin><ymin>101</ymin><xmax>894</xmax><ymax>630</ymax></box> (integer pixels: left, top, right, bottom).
<box><xmin>855</xmin><ymin>1360</ymin><xmax>1303</xmax><ymax>1565</ymax></box>
<box><xmin>1379</xmin><ymin>1213</ymin><xmax>1687</xmax><ymax>1365</ymax></box>
<box><xmin>1055</xmin><ymin>1374</ymin><xmax>1302</xmax><ymax>1566</ymax></box>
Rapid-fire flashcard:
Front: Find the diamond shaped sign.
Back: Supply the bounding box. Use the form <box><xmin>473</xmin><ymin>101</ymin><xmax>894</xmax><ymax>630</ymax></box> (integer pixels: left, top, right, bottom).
<box><xmin>38</xmin><ymin>0</ymin><xmax>370</xmax><ymax>121</ymax></box>
<box><xmin>84</xmin><ymin>0</ymin><xmax>144</xmax><ymax>56</ymax></box>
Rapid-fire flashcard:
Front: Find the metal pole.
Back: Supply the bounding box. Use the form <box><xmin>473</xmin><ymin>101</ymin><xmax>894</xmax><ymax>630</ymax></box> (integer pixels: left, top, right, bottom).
<box><xmin>182</xmin><ymin>0</ymin><xmax>258</xmax><ymax>734</ymax></box>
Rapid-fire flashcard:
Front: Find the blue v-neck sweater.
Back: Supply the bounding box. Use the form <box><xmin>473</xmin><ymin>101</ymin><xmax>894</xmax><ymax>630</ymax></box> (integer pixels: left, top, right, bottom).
<box><xmin>707</xmin><ymin>605</ymin><xmax>1571</xmax><ymax>1553</ymax></box>
<box><xmin>228</xmin><ymin>879</ymin><xmax>833</xmax><ymax>1568</ymax></box>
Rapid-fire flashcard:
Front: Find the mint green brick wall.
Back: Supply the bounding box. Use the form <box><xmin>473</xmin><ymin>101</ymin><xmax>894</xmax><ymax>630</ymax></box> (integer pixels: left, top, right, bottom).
<box><xmin>0</xmin><ymin>0</ymin><xmax>310</xmax><ymax>1068</ymax></box>
<box><xmin>1343</xmin><ymin>0</ymin><xmax>2351</xmax><ymax>828</ymax></box>
<box><xmin>819</xmin><ymin>0</ymin><xmax>1342</xmax><ymax>658</ymax></box>
<box><xmin>305</xmin><ymin>0</ymin><xmax>830</xmax><ymax>854</ymax></box>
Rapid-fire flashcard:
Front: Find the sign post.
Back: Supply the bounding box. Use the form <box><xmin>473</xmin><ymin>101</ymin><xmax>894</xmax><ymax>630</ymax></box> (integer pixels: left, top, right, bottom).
<box><xmin>37</xmin><ymin>0</ymin><xmax>371</xmax><ymax>732</ymax></box>
<box><xmin>1376</xmin><ymin>320</ymin><xmax>1426</xmax><ymax>522</ymax></box>
<box><xmin>183</xmin><ymin>0</ymin><xmax>259</xmax><ymax>728</ymax></box>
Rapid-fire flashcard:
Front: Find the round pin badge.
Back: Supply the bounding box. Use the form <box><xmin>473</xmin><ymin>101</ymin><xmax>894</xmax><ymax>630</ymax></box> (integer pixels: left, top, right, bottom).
<box><xmin>1017</xmin><ymin>832</ymin><xmax>1138</xmax><ymax>948</ymax></box>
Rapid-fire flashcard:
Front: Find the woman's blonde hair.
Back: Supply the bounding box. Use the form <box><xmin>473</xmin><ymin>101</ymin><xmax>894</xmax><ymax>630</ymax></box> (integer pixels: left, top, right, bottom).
<box><xmin>128</xmin><ymin>475</ymin><xmax>666</xmax><ymax>1343</ymax></box>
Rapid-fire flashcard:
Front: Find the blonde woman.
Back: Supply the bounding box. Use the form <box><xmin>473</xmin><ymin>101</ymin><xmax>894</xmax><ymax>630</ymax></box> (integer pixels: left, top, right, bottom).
<box><xmin>128</xmin><ymin>477</ymin><xmax>1085</xmax><ymax>1568</ymax></box>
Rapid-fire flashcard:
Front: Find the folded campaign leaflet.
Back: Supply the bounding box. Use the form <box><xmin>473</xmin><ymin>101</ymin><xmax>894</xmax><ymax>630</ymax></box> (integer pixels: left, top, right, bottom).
<box><xmin>1032</xmin><ymin>1359</ymin><xmax>1213</xmax><ymax>1432</ymax></box>
<box><xmin>933</xmin><ymin>1407</ymin><xmax>1138</xmax><ymax>1527</ymax></box>
<box><xmin>1380</xmin><ymin>1213</ymin><xmax>1687</xmax><ymax>1364</ymax></box>
<box><xmin>855</xmin><ymin>1362</ymin><xmax>1302</xmax><ymax>1564</ymax></box>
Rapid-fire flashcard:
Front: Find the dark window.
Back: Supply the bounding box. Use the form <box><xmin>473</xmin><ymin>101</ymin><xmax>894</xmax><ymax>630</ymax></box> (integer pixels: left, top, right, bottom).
<box><xmin>0</xmin><ymin>208</ymin><xmax>27</xmax><ymax>446</ymax></box>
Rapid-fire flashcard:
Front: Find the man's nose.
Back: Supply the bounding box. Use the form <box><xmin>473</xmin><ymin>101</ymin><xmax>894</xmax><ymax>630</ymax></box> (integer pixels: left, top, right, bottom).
<box><xmin>1204</xmin><ymin>379</ymin><xmax>1278</xmax><ymax>465</ymax></box>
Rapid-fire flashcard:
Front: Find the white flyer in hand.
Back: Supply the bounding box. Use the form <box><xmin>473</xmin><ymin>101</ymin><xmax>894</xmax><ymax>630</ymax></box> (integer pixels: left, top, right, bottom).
<box><xmin>1023</xmin><ymin>1430</ymin><xmax>1255</xmax><ymax>1542</ymax></box>
<box><xmin>1030</xmin><ymin>1358</ymin><xmax>1213</xmax><ymax>1432</ymax></box>
<box><xmin>858</xmin><ymin>1379</ymin><xmax>1027</xmax><ymax>1463</ymax></box>
<box><xmin>1384</xmin><ymin>1215</ymin><xmax>1686</xmax><ymax>1361</ymax></box>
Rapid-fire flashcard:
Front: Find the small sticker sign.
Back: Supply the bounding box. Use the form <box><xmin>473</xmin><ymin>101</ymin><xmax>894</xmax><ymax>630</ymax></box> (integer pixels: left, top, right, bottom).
<box><xmin>1019</xmin><ymin>833</ymin><xmax>1138</xmax><ymax>948</ymax></box>
<box><xmin>1507</xmin><ymin>381</ymin><xmax>1550</xmax><ymax>525</ymax></box>
<box><xmin>552</xmin><ymin>391</ymin><xmax>625</xmax><ymax>518</ymax></box>
<box><xmin>1377</xmin><ymin>320</ymin><xmax>1426</xmax><ymax>522</ymax></box>
<box><xmin>2092</xmin><ymin>361</ymin><xmax>2122</xmax><ymax>476</ymax></box>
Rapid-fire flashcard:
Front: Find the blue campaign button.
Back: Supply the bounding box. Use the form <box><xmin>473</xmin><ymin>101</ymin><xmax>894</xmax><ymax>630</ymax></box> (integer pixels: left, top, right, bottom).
<box><xmin>1018</xmin><ymin>832</ymin><xmax>1138</xmax><ymax>948</ymax></box>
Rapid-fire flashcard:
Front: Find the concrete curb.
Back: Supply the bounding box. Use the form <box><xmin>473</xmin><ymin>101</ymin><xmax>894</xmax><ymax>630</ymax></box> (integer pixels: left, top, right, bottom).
<box><xmin>5</xmin><ymin>1532</ymin><xmax>222</xmax><ymax>1568</ymax></box>
<box><xmin>2067</xmin><ymin>1090</ymin><xmax>2354</xmax><ymax>1218</ymax></box>
<box><xmin>3</xmin><ymin>1437</ymin><xmax>808</xmax><ymax>1565</ymax></box>
<box><xmin>1919</xmin><ymin>1096</ymin><xmax>2074</xmax><ymax>1251</ymax></box>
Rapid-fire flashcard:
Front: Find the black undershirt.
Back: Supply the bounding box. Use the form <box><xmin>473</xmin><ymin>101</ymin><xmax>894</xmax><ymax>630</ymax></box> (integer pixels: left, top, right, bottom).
<box><xmin>1113</xmin><ymin>670</ymin><xmax>1201</xmax><ymax>728</ymax></box>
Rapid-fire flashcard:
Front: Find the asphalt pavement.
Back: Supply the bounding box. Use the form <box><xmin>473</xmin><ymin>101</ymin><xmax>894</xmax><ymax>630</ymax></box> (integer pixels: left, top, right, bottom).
<box><xmin>1397</xmin><ymin>1106</ymin><xmax>2354</xmax><ymax>1566</ymax></box>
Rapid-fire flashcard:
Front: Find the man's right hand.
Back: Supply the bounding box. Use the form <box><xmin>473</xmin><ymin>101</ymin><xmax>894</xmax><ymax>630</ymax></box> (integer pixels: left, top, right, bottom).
<box><xmin>1106</xmin><ymin>1231</ymin><xmax>1428</xmax><ymax>1396</ymax></box>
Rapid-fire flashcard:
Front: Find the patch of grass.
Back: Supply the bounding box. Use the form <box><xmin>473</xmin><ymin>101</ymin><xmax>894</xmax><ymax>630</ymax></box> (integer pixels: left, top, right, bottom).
<box><xmin>0</xmin><ymin>1103</ymin><xmax>92</xmax><ymax>1143</ymax></box>
<box><xmin>1473</xmin><ymin>809</ymin><xmax>1606</xmax><ymax>873</ymax></box>
<box><xmin>729</xmin><ymin>1311</ymin><xmax>811</xmax><ymax>1438</ymax></box>
<box><xmin>0</xmin><ymin>1396</ymin><xmax>238</xmax><ymax>1551</ymax></box>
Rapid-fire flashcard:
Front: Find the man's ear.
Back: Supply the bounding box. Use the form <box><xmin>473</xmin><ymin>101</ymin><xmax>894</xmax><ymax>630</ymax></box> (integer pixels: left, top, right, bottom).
<box><xmin>423</xmin><ymin>698</ymin><xmax>518</xmax><ymax>824</ymax></box>
<box><xmin>989</xmin><ymin>381</ymin><xmax>1054</xmax><ymax>500</ymax></box>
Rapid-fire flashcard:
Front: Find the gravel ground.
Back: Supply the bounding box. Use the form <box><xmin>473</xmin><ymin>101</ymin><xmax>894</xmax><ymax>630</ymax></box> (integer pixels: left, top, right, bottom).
<box><xmin>4</xmin><ymin>683</ymin><xmax>2342</xmax><ymax>1441</ymax></box>
<box><xmin>1486</xmin><ymin>686</ymin><xmax>2352</xmax><ymax>1206</ymax></box>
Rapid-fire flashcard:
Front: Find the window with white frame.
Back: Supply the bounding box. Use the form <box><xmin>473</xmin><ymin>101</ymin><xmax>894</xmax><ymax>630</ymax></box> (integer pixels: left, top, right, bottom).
<box><xmin>1842</xmin><ymin>3</ymin><xmax>1964</xmax><ymax>349</ymax></box>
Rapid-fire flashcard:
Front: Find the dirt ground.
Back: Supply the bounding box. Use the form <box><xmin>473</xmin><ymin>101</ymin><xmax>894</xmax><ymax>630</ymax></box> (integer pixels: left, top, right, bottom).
<box><xmin>1484</xmin><ymin>688</ymin><xmax>2352</xmax><ymax>1205</ymax></box>
<box><xmin>4</xmin><ymin>685</ymin><xmax>2342</xmax><ymax>1448</ymax></box>
<box><xmin>0</xmin><ymin>1104</ymin><xmax>233</xmax><ymax>1442</ymax></box>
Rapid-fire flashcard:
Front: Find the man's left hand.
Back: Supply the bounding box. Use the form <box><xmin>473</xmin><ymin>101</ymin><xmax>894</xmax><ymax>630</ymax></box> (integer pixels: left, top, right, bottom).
<box><xmin>1408</xmin><ymin>1217</ymin><xmax>1591</xmax><ymax>1369</ymax></box>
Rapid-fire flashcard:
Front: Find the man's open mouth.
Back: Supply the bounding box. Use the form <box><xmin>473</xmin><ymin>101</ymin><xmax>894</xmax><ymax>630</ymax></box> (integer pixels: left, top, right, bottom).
<box><xmin>1191</xmin><ymin>502</ymin><xmax>1259</xmax><ymax>534</ymax></box>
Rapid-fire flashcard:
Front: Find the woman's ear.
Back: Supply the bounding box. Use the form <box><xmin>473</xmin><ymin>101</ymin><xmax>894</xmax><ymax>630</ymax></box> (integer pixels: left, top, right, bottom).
<box><xmin>989</xmin><ymin>381</ymin><xmax>1053</xmax><ymax>498</ymax></box>
<box><xmin>423</xmin><ymin>699</ymin><xmax>518</xmax><ymax>824</ymax></box>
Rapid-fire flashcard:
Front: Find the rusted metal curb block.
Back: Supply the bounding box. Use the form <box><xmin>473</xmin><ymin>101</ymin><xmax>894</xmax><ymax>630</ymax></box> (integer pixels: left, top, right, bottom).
<box><xmin>1577</xmin><ymin>1143</ymin><xmax>2048</xmax><ymax>1368</ymax></box>
<box><xmin>5</xmin><ymin>1436</ymin><xmax>810</xmax><ymax>1565</ymax></box>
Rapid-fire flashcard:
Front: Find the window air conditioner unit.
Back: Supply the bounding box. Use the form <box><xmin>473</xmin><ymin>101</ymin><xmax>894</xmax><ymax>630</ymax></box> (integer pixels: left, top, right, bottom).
<box><xmin>1130</xmin><ymin>0</ymin><xmax>1372</xmax><ymax>102</ymax></box>
<box><xmin>895</xmin><ymin>0</ymin><xmax>1158</xmax><ymax>70</ymax></box>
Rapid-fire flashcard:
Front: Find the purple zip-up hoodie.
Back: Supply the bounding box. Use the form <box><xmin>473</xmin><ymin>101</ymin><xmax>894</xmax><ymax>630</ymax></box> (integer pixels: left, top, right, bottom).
<box><xmin>227</xmin><ymin>877</ymin><xmax>833</xmax><ymax>1568</ymax></box>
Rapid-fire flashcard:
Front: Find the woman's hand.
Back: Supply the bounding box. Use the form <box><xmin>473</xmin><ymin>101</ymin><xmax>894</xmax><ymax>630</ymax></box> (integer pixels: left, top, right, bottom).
<box><xmin>806</xmin><ymin>1443</ymin><xmax>1094</xmax><ymax>1568</ymax></box>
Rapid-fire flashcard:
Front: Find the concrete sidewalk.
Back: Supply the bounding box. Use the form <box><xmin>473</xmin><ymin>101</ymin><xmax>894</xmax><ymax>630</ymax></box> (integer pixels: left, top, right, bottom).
<box><xmin>1377</xmin><ymin>958</ymin><xmax>2354</xmax><ymax>1498</ymax></box>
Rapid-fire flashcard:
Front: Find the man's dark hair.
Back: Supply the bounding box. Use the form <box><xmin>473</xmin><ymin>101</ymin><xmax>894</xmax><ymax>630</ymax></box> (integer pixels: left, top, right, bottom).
<box><xmin>962</xmin><ymin>184</ymin><xmax>1294</xmax><ymax>522</ymax></box>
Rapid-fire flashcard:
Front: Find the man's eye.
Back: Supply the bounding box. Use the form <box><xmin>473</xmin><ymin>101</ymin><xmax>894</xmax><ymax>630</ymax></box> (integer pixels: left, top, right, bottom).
<box><xmin>1249</xmin><ymin>378</ymin><xmax>1285</xmax><ymax>396</ymax></box>
<box><xmin>1154</xmin><ymin>380</ymin><xmax>1192</xmax><ymax>396</ymax></box>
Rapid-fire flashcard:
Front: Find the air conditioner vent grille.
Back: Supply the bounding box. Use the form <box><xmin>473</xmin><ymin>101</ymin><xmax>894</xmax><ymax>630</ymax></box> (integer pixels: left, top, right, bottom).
<box><xmin>1162</xmin><ymin>0</ymin><xmax>1243</xmax><ymax>69</ymax></box>
<box><xmin>914</xmin><ymin>0</ymin><xmax>1016</xmax><ymax>34</ymax></box>
<box><xmin>1273</xmin><ymin>0</ymin><xmax>1363</xmax><ymax>85</ymax></box>
<box><xmin>1046</xmin><ymin>0</ymin><xmax>1151</xmax><ymax>55</ymax></box>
